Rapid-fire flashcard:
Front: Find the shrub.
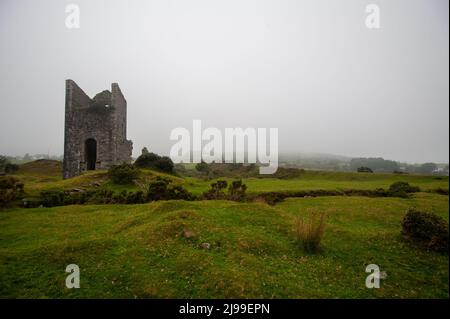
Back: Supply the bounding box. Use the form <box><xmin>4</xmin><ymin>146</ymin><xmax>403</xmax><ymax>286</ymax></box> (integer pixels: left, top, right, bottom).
<box><xmin>389</xmin><ymin>181</ymin><xmax>420</xmax><ymax>193</ymax></box>
<box><xmin>153</xmin><ymin>156</ymin><xmax>174</xmax><ymax>174</ymax></box>
<box><xmin>22</xmin><ymin>197</ymin><xmax>42</xmax><ymax>208</ymax></box>
<box><xmin>147</xmin><ymin>177</ymin><xmax>171</xmax><ymax>201</ymax></box>
<box><xmin>401</xmin><ymin>209</ymin><xmax>448</xmax><ymax>252</ymax></box>
<box><xmin>125</xmin><ymin>190</ymin><xmax>146</xmax><ymax>204</ymax></box>
<box><xmin>388</xmin><ymin>181</ymin><xmax>420</xmax><ymax>198</ymax></box>
<box><xmin>0</xmin><ymin>176</ymin><xmax>24</xmax><ymax>207</ymax></box>
<box><xmin>389</xmin><ymin>190</ymin><xmax>409</xmax><ymax>198</ymax></box>
<box><xmin>170</xmin><ymin>185</ymin><xmax>194</xmax><ymax>200</ymax></box>
<box><xmin>134</xmin><ymin>152</ymin><xmax>160</xmax><ymax>168</ymax></box>
<box><xmin>40</xmin><ymin>189</ymin><xmax>98</xmax><ymax>206</ymax></box>
<box><xmin>357</xmin><ymin>166</ymin><xmax>373</xmax><ymax>173</ymax></box>
<box><xmin>38</xmin><ymin>188</ymin><xmax>148</xmax><ymax>207</ymax></box>
<box><xmin>294</xmin><ymin>212</ymin><xmax>326</xmax><ymax>253</ymax></box>
<box><xmin>199</xmin><ymin>179</ymin><xmax>247</xmax><ymax>201</ymax></box>
<box><xmin>40</xmin><ymin>190</ymin><xmax>69</xmax><ymax>207</ymax></box>
<box><xmin>147</xmin><ymin>176</ymin><xmax>193</xmax><ymax>201</ymax></box>
<box><xmin>108</xmin><ymin>164</ymin><xmax>139</xmax><ymax>184</ymax></box>
<box><xmin>203</xmin><ymin>180</ymin><xmax>228</xmax><ymax>199</ymax></box>
<box><xmin>38</xmin><ymin>189</ymin><xmax>147</xmax><ymax>207</ymax></box>
<box><xmin>134</xmin><ymin>152</ymin><xmax>175</xmax><ymax>174</ymax></box>
<box><xmin>227</xmin><ymin>180</ymin><xmax>247</xmax><ymax>201</ymax></box>
<box><xmin>195</xmin><ymin>161</ymin><xmax>209</xmax><ymax>173</ymax></box>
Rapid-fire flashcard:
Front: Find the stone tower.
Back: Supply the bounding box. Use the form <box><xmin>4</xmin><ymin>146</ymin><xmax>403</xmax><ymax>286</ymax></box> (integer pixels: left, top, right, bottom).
<box><xmin>63</xmin><ymin>80</ymin><xmax>133</xmax><ymax>179</ymax></box>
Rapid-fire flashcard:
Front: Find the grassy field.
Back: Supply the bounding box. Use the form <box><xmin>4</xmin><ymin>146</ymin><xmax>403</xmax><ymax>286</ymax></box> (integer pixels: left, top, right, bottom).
<box><xmin>12</xmin><ymin>161</ymin><xmax>449</xmax><ymax>197</ymax></box>
<box><xmin>0</xmin><ymin>162</ymin><xmax>448</xmax><ymax>298</ymax></box>
<box><xmin>184</xmin><ymin>172</ymin><xmax>449</xmax><ymax>196</ymax></box>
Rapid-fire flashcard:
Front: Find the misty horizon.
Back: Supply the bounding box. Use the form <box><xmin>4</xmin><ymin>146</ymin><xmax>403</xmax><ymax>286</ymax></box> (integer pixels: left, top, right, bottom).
<box><xmin>1</xmin><ymin>0</ymin><xmax>448</xmax><ymax>164</ymax></box>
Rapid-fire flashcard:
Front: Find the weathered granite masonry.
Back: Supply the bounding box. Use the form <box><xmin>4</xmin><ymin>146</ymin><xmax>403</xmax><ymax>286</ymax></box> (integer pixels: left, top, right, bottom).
<box><xmin>63</xmin><ymin>80</ymin><xmax>133</xmax><ymax>179</ymax></box>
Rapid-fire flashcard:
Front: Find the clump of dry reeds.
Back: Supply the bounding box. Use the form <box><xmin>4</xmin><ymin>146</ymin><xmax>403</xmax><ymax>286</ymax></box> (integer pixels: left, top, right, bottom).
<box><xmin>294</xmin><ymin>212</ymin><xmax>326</xmax><ymax>253</ymax></box>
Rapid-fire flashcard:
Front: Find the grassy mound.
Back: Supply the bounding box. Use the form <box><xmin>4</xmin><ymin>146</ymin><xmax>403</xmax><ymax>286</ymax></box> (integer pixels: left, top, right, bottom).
<box><xmin>18</xmin><ymin>159</ymin><xmax>62</xmax><ymax>177</ymax></box>
<box><xmin>0</xmin><ymin>194</ymin><xmax>448</xmax><ymax>298</ymax></box>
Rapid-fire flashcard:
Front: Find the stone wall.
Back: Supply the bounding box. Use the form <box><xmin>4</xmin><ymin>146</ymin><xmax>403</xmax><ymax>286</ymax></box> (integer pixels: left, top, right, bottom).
<box><xmin>63</xmin><ymin>80</ymin><xmax>133</xmax><ymax>179</ymax></box>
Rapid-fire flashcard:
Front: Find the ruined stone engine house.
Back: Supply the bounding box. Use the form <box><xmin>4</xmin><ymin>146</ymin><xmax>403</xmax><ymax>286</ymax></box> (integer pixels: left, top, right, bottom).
<box><xmin>63</xmin><ymin>80</ymin><xmax>133</xmax><ymax>179</ymax></box>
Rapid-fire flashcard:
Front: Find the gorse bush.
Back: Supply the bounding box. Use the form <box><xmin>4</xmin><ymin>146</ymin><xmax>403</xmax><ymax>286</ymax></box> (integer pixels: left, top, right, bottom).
<box><xmin>147</xmin><ymin>176</ymin><xmax>193</xmax><ymax>201</ymax></box>
<box><xmin>401</xmin><ymin>209</ymin><xmax>448</xmax><ymax>253</ymax></box>
<box><xmin>134</xmin><ymin>152</ymin><xmax>160</xmax><ymax>167</ymax></box>
<box><xmin>108</xmin><ymin>164</ymin><xmax>139</xmax><ymax>184</ymax></box>
<box><xmin>147</xmin><ymin>177</ymin><xmax>171</xmax><ymax>201</ymax></box>
<box><xmin>134</xmin><ymin>151</ymin><xmax>175</xmax><ymax>174</ymax></box>
<box><xmin>0</xmin><ymin>176</ymin><xmax>24</xmax><ymax>207</ymax></box>
<box><xmin>195</xmin><ymin>161</ymin><xmax>209</xmax><ymax>173</ymax></box>
<box><xmin>113</xmin><ymin>190</ymin><xmax>146</xmax><ymax>204</ymax></box>
<box><xmin>388</xmin><ymin>181</ymin><xmax>420</xmax><ymax>198</ymax></box>
<box><xmin>227</xmin><ymin>180</ymin><xmax>247</xmax><ymax>201</ymax></box>
<box><xmin>389</xmin><ymin>181</ymin><xmax>420</xmax><ymax>193</ymax></box>
<box><xmin>38</xmin><ymin>182</ymin><xmax>192</xmax><ymax>207</ymax></box>
<box><xmin>168</xmin><ymin>185</ymin><xmax>193</xmax><ymax>201</ymax></box>
<box><xmin>203</xmin><ymin>180</ymin><xmax>228</xmax><ymax>199</ymax></box>
<box><xmin>40</xmin><ymin>190</ymin><xmax>68</xmax><ymax>207</ymax></box>
<box><xmin>40</xmin><ymin>189</ymin><xmax>115</xmax><ymax>206</ymax></box>
<box><xmin>152</xmin><ymin>156</ymin><xmax>175</xmax><ymax>174</ymax></box>
<box><xmin>202</xmin><ymin>180</ymin><xmax>248</xmax><ymax>201</ymax></box>
<box><xmin>294</xmin><ymin>212</ymin><xmax>326</xmax><ymax>253</ymax></box>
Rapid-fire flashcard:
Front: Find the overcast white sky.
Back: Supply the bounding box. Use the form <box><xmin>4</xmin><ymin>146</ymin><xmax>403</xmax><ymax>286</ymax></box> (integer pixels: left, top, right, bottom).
<box><xmin>0</xmin><ymin>0</ymin><xmax>448</xmax><ymax>163</ymax></box>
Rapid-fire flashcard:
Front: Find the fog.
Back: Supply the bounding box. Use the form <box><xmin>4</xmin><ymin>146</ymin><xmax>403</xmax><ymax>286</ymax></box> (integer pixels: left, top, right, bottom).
<box><xmin>0</xmin><ymin>0</ymin><xmax>448</xmax><ymax>163</ymax></box>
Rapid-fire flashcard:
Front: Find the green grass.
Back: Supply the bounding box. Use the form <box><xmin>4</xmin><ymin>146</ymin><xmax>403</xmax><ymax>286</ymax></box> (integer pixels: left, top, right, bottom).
<box><xmin>12</xmin><ymin>168</ymin><xmax>183</xmax><ymax>197</ymax></box>
<box><xmin>183</xmin><ymin>171</ymin><xmax>448</xmax><ymax>196</ymax></box>
<box><xmin>0</xmin><ymin>194</ymin><xmax>448</xmax><ymax>298</ymax></box>
<box><xmin>1</xmin><ymin>161</ymin><xmax>448</xmax><ymax>298</ymax></box>
<box><xmin>12</xmin><ymin>162</ymin><xmax>448</xmax><ymax>198</ymax></box>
